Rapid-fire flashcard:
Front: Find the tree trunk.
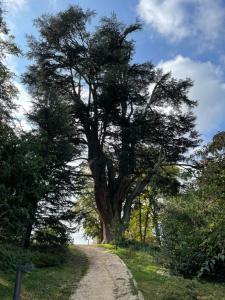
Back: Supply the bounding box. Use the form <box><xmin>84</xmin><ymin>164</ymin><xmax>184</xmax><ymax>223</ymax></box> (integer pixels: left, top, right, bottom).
<box><xmin>152</xmin><ymin>215</ymin><xmax>161</xmax><ymax>244</ymax></box>
<box><xmin>87</xmin><ymin>129</ymin><xmax>160</xmax><ymax>245</ymax></box>
<box><xmin>138</xmin><ymin>198</ymin><xmax>143</xmax><ymax>242</ymax></box>
<box><xmin>23</xmin><ymin>222</ymin><xmax>33</xmax><ymax>249</ymax></box>
<box><xmin>95</xmin><ymin>185</ymin><xmax>114</xmax><ymax>243</ymax></box>
<box><xmin>22</xmin><ymin>200</ymin><xmax>38</xmax><ymax>249</ymax></box>
<box><xmin>150</xmin><ymin>195</ymin><xmax>161</xmax><ymax>244</ymax></box>
<box><xmin>100</xmin><ymin>212</ymin><xmax>124</xmax><ymax>243</ymax></box>
<box><xmin>98</xmin><ymin>221</ymin><xmax>103</xmax><ymax>243</ymax></box>
<box><xmin>102</xmin><ymin>221</ymin><xmax>113</xmax><ymax>243</ymax></box>
<box><xmin>143</xmin><ymin>201</ymin><xmax>151</xmax><ymax>243</ymax></box>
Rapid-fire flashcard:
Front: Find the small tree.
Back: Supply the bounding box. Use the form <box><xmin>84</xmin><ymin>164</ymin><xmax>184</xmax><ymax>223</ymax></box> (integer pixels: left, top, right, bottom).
<box><xmin>24</xmin><ymin>6</ymin><xmax>199</xmax><ymax>242</ymax></box>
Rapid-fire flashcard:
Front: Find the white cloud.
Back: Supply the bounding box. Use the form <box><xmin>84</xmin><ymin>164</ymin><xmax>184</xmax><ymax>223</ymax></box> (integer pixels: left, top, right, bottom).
<box><xmin>4</xmin><ymin>54</ymin><xmax>32</xmax><ymax>131</ymax></box>
<box><xmin>15</xmin><ymin>82</ymin><xmax>32</xmax><ymax>114</ymax></box>
<box><xmin>48</xmin><ymin>0</ymin><xmax>57</xmax><ymax>8</ymax></box>
<box><xmin>14</xmin><ymin>82</ymin><xmax>32</xmax><ymax>131</ymax></box>
<box><xmin>5</xmin><ymin>0</ymin><xmax>27</xmax><ymax>13</ymax></box>
<box><xmin>5</xmin><ymin>54</ymin><xmax>18</xmax><ymax>75</ymax></box>
<box><xmin>137</xmin><ymin>0</ymin><xmax>225</xmax><ymax>44</ymax></box>
<box><xmin>158</xmin><ymin>55</ymin><xmax>225</xmax><ymax>136</ymax></box>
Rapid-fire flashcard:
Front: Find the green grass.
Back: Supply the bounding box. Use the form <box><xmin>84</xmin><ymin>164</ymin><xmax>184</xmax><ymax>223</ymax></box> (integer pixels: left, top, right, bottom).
<box><xmin>0</xmin><ymin>246</ymin><xmax>88</xmax><ymax>300</ymax></box>
<box><xmin>100</xmin><ymin>244</ymin><xmax>225</xmax><ymax>300</ymax></box>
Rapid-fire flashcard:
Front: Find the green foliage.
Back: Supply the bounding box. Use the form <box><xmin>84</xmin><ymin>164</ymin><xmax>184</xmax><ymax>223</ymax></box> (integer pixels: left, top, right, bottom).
<box><xmin>162</xmin><ymin>193</ymin><xmax>225</xmax><ymax>277</ymax></box>
<box><xmin>126</xmin><ymin>168</ymin><xmax>180</xmax><ymax>244</ymax></box>
<box><xmin>161</xmin><ymin>132</ymin><xmax>225</xmax><ymax>278</ymax></box>
<box><xmin>0</xmin><ymin>8</ymin><xmax>79</xmax><ymax>248</ymax></box>
<box><xmin>0</xmin><ymin>86</ymin><xmax>81</xmax><ymax>248</ymax></box>
<box><xmin>33</xmin><ymin>223</ymin><xmax>72</xmax><ymax>246</ymax></box>
<box><xmin>0</xmin><ymin>126</ymin><xmax>42</xmax><ymax>245</ymax></box>
<box><xmin>161</xmin><ymin>194</ymin><xmax>207</xmax><ymax>276</ymax></box>
<box><xmin>0</xmin><ymin>244</ymin><xmax>34</xmax><ymax>272</ymax></box>
<box><xmin>127</xmin><ymin>198</ymin><xmax>155</xmax><ymax>243</ymax></box>
<box><xmin>0</xmin><ymin>243</ymin><xmax>68</xmax><ymax>272</ymax></box>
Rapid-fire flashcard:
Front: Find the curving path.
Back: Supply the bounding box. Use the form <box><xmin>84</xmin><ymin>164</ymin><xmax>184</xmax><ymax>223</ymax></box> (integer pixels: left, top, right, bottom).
<box><xmin>70</xmin><ymin>245</ymin><xmax>141</xmax><ymax>300</ymax></box>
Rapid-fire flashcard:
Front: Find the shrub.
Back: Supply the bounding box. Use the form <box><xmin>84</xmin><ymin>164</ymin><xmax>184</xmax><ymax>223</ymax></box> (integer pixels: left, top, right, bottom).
<box><xmin>0</xmin><ymin>244</ymin><xmax>34</xmax><ymax>272</ymax></box>
<box><xmin>0</xmin><ymin>243</ymin><xmax>68</xmax><ymax>272</ymax></box>
<box><xmin>32</xmin><ymin>251</ymin><xmax>65</xmax><ymax>268</ymax></box>
<box><xmin>161</xmin><ymin>194</ymin><xmax>225</xmax><ymax>278</ymax></box>
<box><xmin>32</xmin><ymin>225</ymin><xmax>71</xmax><ymax>246</ymax></box>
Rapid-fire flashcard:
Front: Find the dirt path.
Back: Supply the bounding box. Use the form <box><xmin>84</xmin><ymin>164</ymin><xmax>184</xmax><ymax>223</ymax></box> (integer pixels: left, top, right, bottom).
<box><xmin>70</xmin><ymin>245</ymin><xmax>141</xmax><ymax>300</ymax></box>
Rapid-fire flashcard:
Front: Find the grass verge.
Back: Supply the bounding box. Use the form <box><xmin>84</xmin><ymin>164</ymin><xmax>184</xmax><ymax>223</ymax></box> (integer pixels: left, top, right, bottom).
<box><xmin>0</xmin><ymin>246</ymin><xmax>88</xmax><ymax>300</ymax></box>
<box><xmin>100</xmin><ymin>244</ymin><xmax>225</xmax><ymax>300</ymax></box>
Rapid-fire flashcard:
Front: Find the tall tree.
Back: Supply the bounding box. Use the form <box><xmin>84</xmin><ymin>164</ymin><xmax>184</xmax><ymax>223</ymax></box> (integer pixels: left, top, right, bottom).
<box><xmin>23</xmin><ymin>91</ymin><xmax>83</xmax><ymax>248</ymax></box>
<box><xmin>0</xmin><ymin>92</ymin><xmax>82</xmax><ymax>248</ymax></box>
<box><xmin>0</xmin><ymin>3</ymin><xmax>25</xmax><ymax>244</ymax></box>
<box><xmin>0</xmin><ymin>4</ymin><xmax>79</xmax><ymax>248</ymax></box>
<box><xmin>23</xmin><ymin>6</ymin><xmax>199</xmax><ymax>242</ymax></box>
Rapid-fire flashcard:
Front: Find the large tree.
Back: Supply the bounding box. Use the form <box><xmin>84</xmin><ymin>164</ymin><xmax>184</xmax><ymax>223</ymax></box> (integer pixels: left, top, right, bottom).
<box><xmin>24</xmin><ymin>6</ymin><xmax>199</xmax><ymax>242</ymax></box>
<box><xmin>0</xmin><ymin>92</ymin><xmax>82</xmax><ymax>248</ymax></box>
<box><xmin>0</xmin><ymin>4</ymin><xmax>79</xmax><ymax>248</ymax></box>
<box><xmin>22</xmin><ymin>90</ymin><xmax>83</xmax><ymax>248</ymax></box>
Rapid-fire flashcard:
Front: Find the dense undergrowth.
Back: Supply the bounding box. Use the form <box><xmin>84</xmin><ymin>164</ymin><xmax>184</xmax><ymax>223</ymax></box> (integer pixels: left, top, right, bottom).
<box><xmin>0</xmin><ymin>244</ymin><xmax>68</xmax><ymax>272</ymax></box>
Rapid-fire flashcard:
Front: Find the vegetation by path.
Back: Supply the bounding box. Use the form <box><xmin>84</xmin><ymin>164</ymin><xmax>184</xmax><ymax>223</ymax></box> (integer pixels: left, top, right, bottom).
<box><xmin>0</xmin><ymin>246</ymin><xmax>88</xmax><ymax>300</ymax></box>
<box><xmin>100</xmin><ymin>244</ymin><xmax>225</xmax><ymax>300</ymax></box>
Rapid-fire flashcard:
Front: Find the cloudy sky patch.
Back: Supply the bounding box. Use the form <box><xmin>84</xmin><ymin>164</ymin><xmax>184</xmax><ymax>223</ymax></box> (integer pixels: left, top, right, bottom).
<box><xmin>137</xmin><ymin>0</ymin><xmax>225</xmax><ymax>46</ymax></box>
<box><xmin>158</xmin><ymin>55</ymin><xmax>225</xmax><ymax>138</ymax></box>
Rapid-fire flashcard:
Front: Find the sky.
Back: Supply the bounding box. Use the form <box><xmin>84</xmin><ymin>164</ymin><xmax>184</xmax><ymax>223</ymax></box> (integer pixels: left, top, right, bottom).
<box><xmin>4</xmin><ymin>0</ymin><xmax>225</xmax><ymax>243</ymax></box>
<box><xmin>4</xmin><ymin>0</ymin><xmax>225</xmax><ymax>140</ymax></box>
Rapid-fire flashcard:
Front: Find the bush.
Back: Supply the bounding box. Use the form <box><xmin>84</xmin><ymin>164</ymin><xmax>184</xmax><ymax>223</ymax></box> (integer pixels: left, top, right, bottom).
<box><xmin>32</xmin><ymin>251</ymin><xmax>65</xmax><ymax>268</ymax></box>
<box><xmin>161</xmin><ymin>194</ymin><xmax>225</xmax><ymax>278</ymax></box>
<box><xmin>33</xmin><ymin>225</ymin><xmax>71</xmax><ymax>246</ymax></box>
<box><xmin>114</xmin><ymin>238</ymin><xmax>160</xmax><ymax>254</ymax></box>
<box><xmin>0</xmin><ymin>243</ymin><xmax>68</xmax><ymax>272</ymax></box>
<box><xmin>31</xmin><ymin>245</ymin><xmax>67</xmax><ymax>267</ymax></box>
<box><xmin>0</xmin><ymin>244</ymin><xmax>34</xmax><ymax>272</ymax></box>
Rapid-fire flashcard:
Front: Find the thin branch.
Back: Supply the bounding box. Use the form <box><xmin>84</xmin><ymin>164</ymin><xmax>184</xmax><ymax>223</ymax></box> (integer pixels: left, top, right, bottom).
<box><xmin>144</xmin><ymin>73</ymin><xmax>169</xmax><ymax>116</ymax></box>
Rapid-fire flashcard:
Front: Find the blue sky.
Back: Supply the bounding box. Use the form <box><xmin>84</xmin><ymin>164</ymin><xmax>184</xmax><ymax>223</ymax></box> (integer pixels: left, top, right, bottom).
<box><xmin>4</xmin><ymin>0</ymin><xmax>225</xmax><ymax>142</ymax></box>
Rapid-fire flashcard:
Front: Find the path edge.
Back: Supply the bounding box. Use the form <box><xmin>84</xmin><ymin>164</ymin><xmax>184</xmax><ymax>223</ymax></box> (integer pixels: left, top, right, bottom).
<box><xmin>115</xmin><ymin>254</ymin><xmax>145</xmax><ymax>300</ymax></box>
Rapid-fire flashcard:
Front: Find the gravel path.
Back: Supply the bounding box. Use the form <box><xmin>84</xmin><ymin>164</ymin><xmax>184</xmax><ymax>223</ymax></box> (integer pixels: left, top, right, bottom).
<box><xmin>70</xmin><ymin>245</ymin><xmax>141</xmax><ymax>300</ymax></box>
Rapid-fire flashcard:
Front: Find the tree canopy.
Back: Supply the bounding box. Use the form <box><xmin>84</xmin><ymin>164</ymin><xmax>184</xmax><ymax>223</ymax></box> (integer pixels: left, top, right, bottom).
<box><xmin>23</xmin><ymin>5</ymin><xmax>199</xmax><ymax>242</ymax></box>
